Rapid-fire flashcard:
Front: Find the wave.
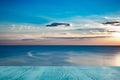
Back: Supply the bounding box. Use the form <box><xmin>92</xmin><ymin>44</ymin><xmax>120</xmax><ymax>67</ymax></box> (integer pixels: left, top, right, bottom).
<box><xmin>27</xmin><ymin>52</ymin><xmax>33</xmax><ymax>57</ymax></box>
<box><xmin>27</xmin><ymin>51</ymin><xmax>41</xmax><ymax>59</ymax></box>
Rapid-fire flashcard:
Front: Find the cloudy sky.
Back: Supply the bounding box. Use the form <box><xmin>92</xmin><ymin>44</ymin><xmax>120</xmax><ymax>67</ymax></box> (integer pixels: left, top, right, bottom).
<box><xmin>0</xmin><ymin>0</ymin><xmax>120</xmax><ymax>45</ymax></box>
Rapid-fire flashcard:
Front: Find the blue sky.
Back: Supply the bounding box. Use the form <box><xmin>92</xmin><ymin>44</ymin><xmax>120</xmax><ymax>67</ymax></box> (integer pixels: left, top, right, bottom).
<box><xmin>0</xmin><ymin>0</ymin><xmax>120</xmax><ymax>45</ymax></box>
<box><xmin>0</xmin><ymin>0</ymin><xmax>120</xmax><ymax>24</ymax></box>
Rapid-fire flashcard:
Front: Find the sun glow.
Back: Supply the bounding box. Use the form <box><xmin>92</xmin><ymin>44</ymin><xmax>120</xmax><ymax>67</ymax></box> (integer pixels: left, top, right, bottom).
<box><xmin>112</xmin><ymin>32</ymin><xmax>120</xmax><ymax>38</ymax></box>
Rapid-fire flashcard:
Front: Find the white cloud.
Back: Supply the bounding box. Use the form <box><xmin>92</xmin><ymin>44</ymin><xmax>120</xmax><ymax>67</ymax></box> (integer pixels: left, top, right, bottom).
<box><xmin>0</xmin><ymin>14</ymin><xmax>120</xmax><ymax>40</ymax></box>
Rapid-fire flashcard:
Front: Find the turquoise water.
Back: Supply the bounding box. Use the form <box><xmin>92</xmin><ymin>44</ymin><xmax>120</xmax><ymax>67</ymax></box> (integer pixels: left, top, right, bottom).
<box><xmin>0</xmin><ymin>66</ymin><xmax>120</xmax><ymax>80</ymax></box>
<box><xmin>0</xmin><ymin>46</ymin><xmax>120</xmax><ymax>79</ymax></box>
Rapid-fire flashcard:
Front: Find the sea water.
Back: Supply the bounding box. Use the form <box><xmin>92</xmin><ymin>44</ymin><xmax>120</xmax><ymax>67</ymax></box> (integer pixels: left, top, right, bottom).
<box><xmin>0</xmin><ymin>46</ymin><xmax>120</xmax><ymax>80</ymax></box>
<box><xmin>0</xmin><ymin>46</ymin><xmax>120</xmax><ymax>66</ymax></box>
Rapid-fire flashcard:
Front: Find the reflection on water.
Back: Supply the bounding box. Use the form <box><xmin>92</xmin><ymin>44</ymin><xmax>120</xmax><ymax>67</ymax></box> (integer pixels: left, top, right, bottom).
<box><xmin>0</xmin><ymin>46</ymin><xmax>120</xmax><ymax>66</ymax></box>
<box><xmin>67</xmin><ymin>52</ymin><xmax>120</xmax><ymax>66</ymax></box>
<box><xmin>114</xmin><ymin>53</ymin><xmax>120</xmax><ymax>66</ymax></box>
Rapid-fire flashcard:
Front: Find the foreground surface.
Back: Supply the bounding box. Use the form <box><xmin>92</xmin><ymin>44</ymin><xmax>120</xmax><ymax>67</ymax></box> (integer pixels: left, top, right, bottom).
<box><xmin>0</xmin><ymin>66</ymin><xmax>120</xmax><ymax>80</ymax></box>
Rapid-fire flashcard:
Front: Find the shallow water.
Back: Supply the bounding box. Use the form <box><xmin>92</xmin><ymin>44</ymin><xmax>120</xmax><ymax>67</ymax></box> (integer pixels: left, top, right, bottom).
<box><xmin>0</xmin><ymin>66</ymin><xmax>120</xmax><ymax>80</ymax></box>
<box><xmin>0</xmin><ymin>46</ymin><xmax>120</xmax><ymax>66</ymax></box>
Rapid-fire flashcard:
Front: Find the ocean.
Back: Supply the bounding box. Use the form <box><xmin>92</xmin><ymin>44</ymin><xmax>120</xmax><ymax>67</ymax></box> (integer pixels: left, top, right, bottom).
<box><xmin>0</xmin><ymin>46</ymin><xmax>120</xmax><ymax>80</ymax></box>
<box><xmin>0</xmin><ymin>66</ymin><xmax>120</xmax><ymax>80</ymax></box>
<box><xmin>0</xmin><ymin>46</ymin><xmax>120</xmax><ymax>66</ymax></box>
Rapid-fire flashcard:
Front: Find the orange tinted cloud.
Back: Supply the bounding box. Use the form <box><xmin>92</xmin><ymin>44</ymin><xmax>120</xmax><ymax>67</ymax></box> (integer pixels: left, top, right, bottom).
<box><xmin>0</xmin><ymin>37</ymin><xmax>120</xmax><ymax>45</ymax></box>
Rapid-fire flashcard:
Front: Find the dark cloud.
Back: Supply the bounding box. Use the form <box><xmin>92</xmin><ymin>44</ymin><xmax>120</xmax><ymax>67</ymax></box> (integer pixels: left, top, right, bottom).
<box><xmin>46</xmin><ymin>23</ymin><xmax>71</xmax><ymax>27</ymax></box>
<box><xmin>76</xmin><ymin>28</ymin><xmax>106</xmax><ymax>32</ymax></box>
<box><xmin>45</xmin><ymin>36</ymin><xmax>108</xmax><ymax>39</ymax></box>
<box><xmin>102</xmin><ymin>21</ymin><xmax>120</xmax><ymax>26</ymax></box>
<box><xmin>21</xmin><ymin>39</ymin><xmax>36</xmax><ymax>41</ymax></box>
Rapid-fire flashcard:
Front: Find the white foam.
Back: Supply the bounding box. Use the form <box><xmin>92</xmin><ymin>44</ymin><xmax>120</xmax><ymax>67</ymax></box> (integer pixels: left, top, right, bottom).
<box><xmin>28</xmin><ymin>52</ymin><xmax>33</xmax><ymax>57</ymax></box>
<box><xmin>27</xmin><ymin>52</ymin><xmax>41</xmax><ymax>59</ymax></box>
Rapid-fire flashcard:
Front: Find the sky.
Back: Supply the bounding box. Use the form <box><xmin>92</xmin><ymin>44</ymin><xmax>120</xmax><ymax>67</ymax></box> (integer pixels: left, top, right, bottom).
<box><xmin>0</xmin><ymin>0</ymin><xmax>120</xmax><ymax>45</ymax></box>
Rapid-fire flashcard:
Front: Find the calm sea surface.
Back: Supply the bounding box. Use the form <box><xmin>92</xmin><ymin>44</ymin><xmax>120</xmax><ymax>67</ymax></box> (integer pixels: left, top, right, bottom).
<box><xmin>0</xmin><ymin>46</ymin><xmax>120</xmax><ymax>80</ymax></box>
<box><xmin>0</xmin><ymin>46</ymin><xmax>120</xmax><ymax>66</ymax></box>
